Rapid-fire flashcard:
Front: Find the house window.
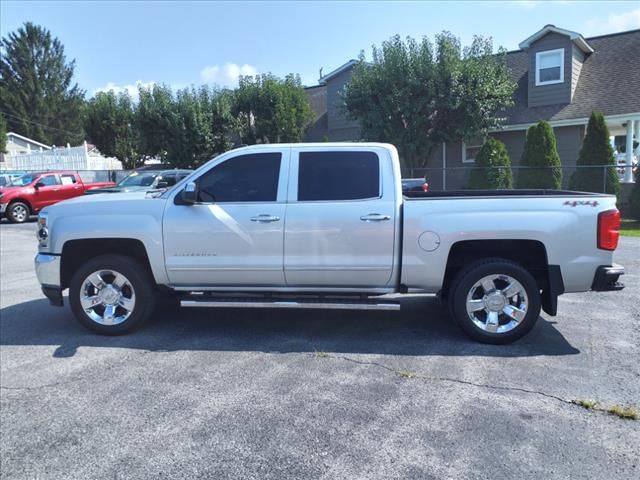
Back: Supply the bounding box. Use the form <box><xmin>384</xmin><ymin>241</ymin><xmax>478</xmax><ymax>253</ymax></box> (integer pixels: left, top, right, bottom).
<box><xmin>462</xmin><ymin>137</ymin><xmax>484</xmax><ymax>163</ymax></box>
<box><xmin>535</xmin><ymin>48</ymin><xmax>564</xmax><ymax>86</ymax></box>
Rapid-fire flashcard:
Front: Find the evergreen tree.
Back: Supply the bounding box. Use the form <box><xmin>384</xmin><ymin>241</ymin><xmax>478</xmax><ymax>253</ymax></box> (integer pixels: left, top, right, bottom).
<box><xmin>0</xmin><ymin>22</ymin><xmax>85</xmax><ymax>145</ymax></box>
<box><xmin>467</xmin><ymin>137</ymin><xmax>512</xmax><ymax>189</ymax></box>
<box><xmin>569</xmin><ymin>111</ymin><xmax>619</xmax><ymax>195</ymax></box>
<box><xmin>0</xmin><ymin>114</ymin><xmax>7</xmax><ymax>153</ymax></box>
<box><xmin>517</xmin><ymin>121</ymin><xmax>563</xmax><ymax>189</ymax></box>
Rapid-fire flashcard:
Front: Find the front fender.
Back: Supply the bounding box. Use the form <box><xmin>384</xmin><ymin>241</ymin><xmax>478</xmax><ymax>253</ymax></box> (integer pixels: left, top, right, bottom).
<box><xmin>50</xmin><ymin>213</ymin><xmax>168</xmax><ymax>285</ymax></box>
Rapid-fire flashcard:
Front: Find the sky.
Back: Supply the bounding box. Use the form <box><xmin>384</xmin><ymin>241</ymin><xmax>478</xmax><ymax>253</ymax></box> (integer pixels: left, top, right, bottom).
<box><xmin>1</xmin><ymin>0</ymin><xmax>639</xmax><ymax>98</ymax></box>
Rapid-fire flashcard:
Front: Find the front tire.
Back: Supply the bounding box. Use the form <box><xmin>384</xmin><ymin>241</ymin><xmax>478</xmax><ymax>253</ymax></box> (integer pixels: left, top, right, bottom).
<box><xmin>448</xmin><ymin>258</ymin><xmax>541</xmax><ymax>344</ymax></box>
<box><xmin>6</xmin><ymin>201</ymin><xmax>30</xmax><ymax>223</ymax></box>
<box><xmin>69</xmin><ymin>254</ymin><xmax>156</xmax><ymax>335</ymax></box>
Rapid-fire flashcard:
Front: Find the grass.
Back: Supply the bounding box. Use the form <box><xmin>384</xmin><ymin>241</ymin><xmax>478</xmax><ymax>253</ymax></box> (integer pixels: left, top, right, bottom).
<box><xmin>312</xmin><ymin>350</ymin><xmax>330</xmax><ymax>359</ymax></box>
<box><xmin>620</xmin><ymin>219</ymin><xmax>640</xmax><ymax>237</ymax></box>
<box><xmin>398</xmin><ymin>370</ymin><xmax>417</xmax><ymax>379</ymax></box>
<box><xmin>573</xmin><ymin>399</ymin><xmax>599</xmax><ymax>410</ymax></box>
<box><xmin>573</xmin><ymin>399</ymin><xmax>639</xmax><ymax>420</ymax></box>
<box><xmin>607</xmin><ymin>405</ymin><xmax>639</xmax><ymax>420</ymax></box>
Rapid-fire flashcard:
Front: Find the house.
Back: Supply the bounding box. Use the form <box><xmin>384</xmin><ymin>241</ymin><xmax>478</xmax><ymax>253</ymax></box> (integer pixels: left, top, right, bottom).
<box><xmin>307</xmin><ymin>26</ymin><xmax>640</xmax><ymax>192</ymax></box>
<box><xmin>2</xmin><ymin>132</ymin><xmax>51</xmax><ymax>159</ymax></box>
<box><xmin>2</xmin><ymin>139</ymin><xmax>122</xmax><ymax>172</ymax></box>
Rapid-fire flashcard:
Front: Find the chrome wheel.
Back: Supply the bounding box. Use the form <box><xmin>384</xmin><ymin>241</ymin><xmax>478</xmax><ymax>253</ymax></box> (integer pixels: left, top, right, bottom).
<box><xmin>80</xmin><ymin>269</ymin><xmax>136</xmax><ymax>325</ymax></box>
<box><xmin>465</xmin><ymin>274</ymin><xmax>528</xmax><ymax>334</ymax></box>
<box><xmin>11</xmin><ymin>204</ymin><xmax>28</xmax><ymax>222</ymax></box>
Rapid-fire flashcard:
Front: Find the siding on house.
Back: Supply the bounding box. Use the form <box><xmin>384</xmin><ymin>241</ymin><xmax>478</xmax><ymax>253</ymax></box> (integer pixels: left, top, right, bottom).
<box><xmin>491</xmin><ymin>130</ymin><xmax>527</xmax><ymax>167</ymax></box>
<box><xmin>326</xmin><ymin>68</ymin><xmax>361</xmax><ymax>140</ymax></box>
<box><xmin>553</xmin><ymin>124</ymin><xmax>585</xmax><ymax>186</ymax></box>
<box><xmin>527</xmin><ymin>32</ymin><xmax>573</xmax><ymax>108</ymax></box>
<box><xmin>571</xmin><ymin>45</ymin><xmax>585</xmax><ymax>101</ymax></box>
<box><xmin>304</xmin><ymin>85</ymin><xmax>329</xmax><ymax>142</ymax></box>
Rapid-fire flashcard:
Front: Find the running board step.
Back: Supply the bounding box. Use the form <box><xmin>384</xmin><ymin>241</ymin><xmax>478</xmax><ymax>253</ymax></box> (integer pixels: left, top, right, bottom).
<box><xmin>180</xmin><ymin>297</ymin><xmax>400</xmax><ymax>311</ymax></box>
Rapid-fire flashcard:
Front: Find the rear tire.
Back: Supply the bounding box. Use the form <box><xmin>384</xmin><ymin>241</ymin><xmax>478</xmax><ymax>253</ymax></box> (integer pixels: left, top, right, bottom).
<box><xmin>69</xmin><ymin>254</ymin><xmax>156</xmax><ymax>335</ymax></box>
<box><xmin>6</xmin><ymin>201</ymin><xmax>30</xmax><ymax>223</ymax></box>
<box><xmin>448</xmin><ymin>258</ymin><xmax>541</xmax><ymax>345</ymax></box>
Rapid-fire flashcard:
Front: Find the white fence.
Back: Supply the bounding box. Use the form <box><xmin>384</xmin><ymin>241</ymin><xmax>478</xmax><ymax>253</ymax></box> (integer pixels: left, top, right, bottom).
<box><xmin>0</xmin><ymin>144</ymin><xmax>122</xmax><ymax>171</ymax></box>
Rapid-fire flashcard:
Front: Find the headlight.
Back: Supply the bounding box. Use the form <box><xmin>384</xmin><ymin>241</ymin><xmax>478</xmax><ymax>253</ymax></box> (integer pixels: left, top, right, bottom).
<box><xmin>37</xmin><ymin>212</ymin><xmax>49</xmax><ymax>247</ymax></box>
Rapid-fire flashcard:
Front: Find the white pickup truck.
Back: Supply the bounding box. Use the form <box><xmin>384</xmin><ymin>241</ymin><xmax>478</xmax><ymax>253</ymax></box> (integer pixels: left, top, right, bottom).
<box><xmin>34</xmin><ymin>143</ymin><xmax>624</xmax><ymax>344</ymax></box>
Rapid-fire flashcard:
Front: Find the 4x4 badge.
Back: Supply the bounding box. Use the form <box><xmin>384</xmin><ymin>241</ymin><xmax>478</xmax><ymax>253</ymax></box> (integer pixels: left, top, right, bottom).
<box><xmin>564</xmin><ymin>200</ymin><xmax>599</xmax><ymax>207</ymax></box>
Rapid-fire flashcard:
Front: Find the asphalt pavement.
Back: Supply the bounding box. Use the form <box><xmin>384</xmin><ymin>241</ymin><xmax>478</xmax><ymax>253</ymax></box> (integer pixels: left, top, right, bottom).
<box><xmin>1</xmin><ymin>219</ymin><xmax>638</xmax><ymax>479</ymax></box>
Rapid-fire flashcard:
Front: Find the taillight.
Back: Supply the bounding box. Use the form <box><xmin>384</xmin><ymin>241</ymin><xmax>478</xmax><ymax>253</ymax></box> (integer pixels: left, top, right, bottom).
<box><xmin>597</xmin><ymin>209</ymin><xmax>620</xmax><ymax>251</ymax></box>
<box><xmin>422</xmin><ymin>182</ymin><xmax>429</xmax><ymax>192</ymax></box>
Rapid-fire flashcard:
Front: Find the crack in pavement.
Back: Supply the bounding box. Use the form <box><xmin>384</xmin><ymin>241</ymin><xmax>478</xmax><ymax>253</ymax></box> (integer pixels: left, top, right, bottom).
<box><xmin>312</xmin><ymin>352</ymin><xmax>639</xmax><ymax>419</ymax></box>
<box><xmin>3</xmin><ymin>346</ymin><xmax>636</xmax><ymax>422</ymax></box>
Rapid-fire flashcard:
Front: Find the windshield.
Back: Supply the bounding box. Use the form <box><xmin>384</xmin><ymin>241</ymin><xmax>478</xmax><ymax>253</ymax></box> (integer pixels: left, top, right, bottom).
<box><xmin>118</xmin><ymin>171</ymin><xmax>160</xmax><ymax>187</ymax></box>
<box><xmin>8</xmin><ymin>174</ymin><xmax>38</xmax><ymax>187</ymax></box>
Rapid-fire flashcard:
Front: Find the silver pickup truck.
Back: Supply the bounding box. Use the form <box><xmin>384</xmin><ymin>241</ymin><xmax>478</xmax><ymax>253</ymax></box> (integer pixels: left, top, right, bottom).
<box><xmin>34</xmin><ymin>143</ymin><xmax>624</xmax><ymax>344</ymax></box>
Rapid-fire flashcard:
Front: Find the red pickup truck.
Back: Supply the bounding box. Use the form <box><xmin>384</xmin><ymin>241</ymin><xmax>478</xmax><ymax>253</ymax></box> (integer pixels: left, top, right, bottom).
<box><xmin>0</xmin><ymin>171</ymin><xmax>115</xmax><ymax>223</ymax></box>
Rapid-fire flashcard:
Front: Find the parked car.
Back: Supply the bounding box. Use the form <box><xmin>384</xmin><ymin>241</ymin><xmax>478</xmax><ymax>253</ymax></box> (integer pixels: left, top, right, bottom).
<box><xmin>0</xmin><ymin>171</ymin><xmax>26</xmax><ymax>187</ymax></box>
<box><xmin>402</xmin><ymin>178</ymin><xmax>429</xmax><ymax>193</ymax></box>
<box><xmin>34</xmin><ymin>143</ymin><xmax>624</xmax><ymax>344</ymax></box>
<box><xmin>0</xmin><ymin>171</ymin><xmax>115</xmax><ymax>223</ymax></box>
<box><xmin>84</xmin><ymin>169</ymin><xmax>192</xmax><ymax>195</ymax></box>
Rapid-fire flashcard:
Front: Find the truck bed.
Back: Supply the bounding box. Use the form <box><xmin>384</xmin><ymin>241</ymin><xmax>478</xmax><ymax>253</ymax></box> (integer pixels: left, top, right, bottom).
<box><xmin>404</xmin><ymin>189</ymin><xmax>606</xmax><ymax>199</ymax></box>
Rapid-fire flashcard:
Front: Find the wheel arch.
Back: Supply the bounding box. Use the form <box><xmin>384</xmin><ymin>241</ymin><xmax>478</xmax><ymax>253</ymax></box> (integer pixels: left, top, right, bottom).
<box><xmin>7</xmin><ymin>198</ymin><xmax>33</xmax><ymax>213</ymax></box>
<box><xmin>61</xmin><ymin>238</ymin><xmax>155</xmax><ymax>290</ymax></box>
<box><xmin>441</xmin><ymin>239</ymin><xmax>562</xmax><ymax>315</ymax></box>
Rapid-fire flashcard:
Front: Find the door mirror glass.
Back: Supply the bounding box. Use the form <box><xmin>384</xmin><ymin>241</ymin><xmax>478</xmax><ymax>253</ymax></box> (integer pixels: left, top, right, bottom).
<box><xmin>181</xmin><ymin>181</ymin><xmax>198</xmax><ymax>204</ymax></box>
<box><xmin>34</xmin><ymin>181</ymin><xmax>45</xmax><ymax>189</ymax></box>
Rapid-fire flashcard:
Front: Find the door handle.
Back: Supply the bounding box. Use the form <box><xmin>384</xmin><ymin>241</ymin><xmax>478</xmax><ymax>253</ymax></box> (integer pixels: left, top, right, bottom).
<box><xmin>360</xmin><ymin>213</ymin><xmax>391</xmax><ymax>222</ymax></box>
<box><xmin>250</xmin><ymin>214</ymin><xmax>280</xmax><ymax>223</ymax></box>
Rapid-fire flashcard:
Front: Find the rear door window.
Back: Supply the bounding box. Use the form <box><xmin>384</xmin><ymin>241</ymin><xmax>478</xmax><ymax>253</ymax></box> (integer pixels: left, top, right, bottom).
<box><xmin>60</xmin><ymin>174</ymin><xmax>77</xmax><ymax>185</ymax></box>
<box><xmin>297</xmin><ymin>151</ymin><xmax>380</xmax><ymax>201</ymax></box>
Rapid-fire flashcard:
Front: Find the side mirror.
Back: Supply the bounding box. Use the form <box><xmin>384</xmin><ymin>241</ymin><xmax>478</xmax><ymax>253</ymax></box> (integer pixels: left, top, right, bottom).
<box><xmin>34</xmin><ymin>181</ymin><xmax>45</xmax><ymax>189</ymax></box>
<box><xmin>181</xmin><ymin>181</ymin><xmax>198</xmax><ymax>204</ymax></box>
<box><xmin>156</xmin><ymin>180</ymin><xmax>169</xmax><ymax>188</ymax></box>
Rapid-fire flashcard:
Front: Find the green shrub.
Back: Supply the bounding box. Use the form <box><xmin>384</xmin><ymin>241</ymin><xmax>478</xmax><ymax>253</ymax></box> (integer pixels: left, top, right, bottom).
<box><xmin>516</xmin><ymin>121</ymin><xmax>563</xmax><ymax>189</ymax></box>
<box><xmin>467</xmin><ymin>137</ymin><xmax>512</xmax><ymax>189</ymax></box>
<box><xmin>569</xmin><ymin>111</ymin><xmax>619</xmax><ymax>195</ymax></box>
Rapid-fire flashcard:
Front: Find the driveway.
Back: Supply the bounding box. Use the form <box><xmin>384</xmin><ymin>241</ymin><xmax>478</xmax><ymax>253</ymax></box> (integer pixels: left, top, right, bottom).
<box><xmin>1</xmin><ymin>220</ymin><xmax>638</xmax><ymax>479</ymax></box>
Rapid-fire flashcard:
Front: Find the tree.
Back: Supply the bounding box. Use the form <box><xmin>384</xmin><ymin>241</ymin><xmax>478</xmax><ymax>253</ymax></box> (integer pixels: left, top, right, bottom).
<box><xmin>135</xmin><ymin>84</ymin><xmax>175</xmax><ymax>160</ymax></box>
<box><xmin>467</xmin><ymin>137</ymin><xmax>512</xmax><ymax>189</ymax></box>
<box><xmin>165</xmin><ymin>86</ymin><xmax>233</xmax><ymax>167</ymax></box>
<box><xmin>0</xmin><ymin>114</ymin><xmax>7</xmax><ymax>153</ymax></box>
<box><xmin>232</xmin><ymin>73</ymin><xmax>313</xmax><ymax>144</ymax></box>
<box><xmin>0</xmin><ymin>22</ymin><xmax>85</xmax><ymax>146</ymax></box>
<box><xmin>344</xmin><ymin>33</ymin><xmax>515</xmax><ymax>169</ymax></box>
<box><xmin>516</xmin><ymin>121</ymin><xmax>563</xmax><ymax>189</ymax></box>
<box><xmin>135</xmin><ymin>84</ymin><xmax>234</xmax><ymax>168</ymax></box>
<box><xmin>84</xmin><ymin>91</ymin><xmax>139</xmax><ymax>169</ymax></box>
<box><xmin>569</xmin><ymin>111</ymin><xmax>619</xmax><ymax>195</ymax></box>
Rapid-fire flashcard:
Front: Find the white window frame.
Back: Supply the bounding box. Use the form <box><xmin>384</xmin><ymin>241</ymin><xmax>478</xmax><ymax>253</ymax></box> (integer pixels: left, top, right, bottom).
<box><xmin>535</xmin><ymin>48</ymin><xmax>564</xmax><ymax>86</ymax></box>
<box><xmin>462</xmin><ymin>139</ymin><xmax>484</xmax><ymax>164</ymax></box>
